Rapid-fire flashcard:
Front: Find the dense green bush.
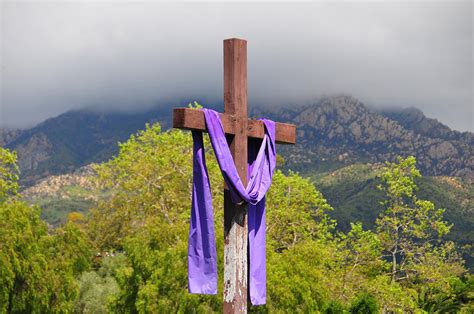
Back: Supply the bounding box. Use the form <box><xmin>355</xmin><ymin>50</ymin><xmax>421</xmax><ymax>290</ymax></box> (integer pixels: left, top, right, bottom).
<box><xmin>349</xmin><ymin>293</ymin><xmax>378</xmax><ymax>314</ymax></box>
<box><xmin>0</xmin><ymin>148</ymin><xmax>92</xmax><ymax>313</ymax></box>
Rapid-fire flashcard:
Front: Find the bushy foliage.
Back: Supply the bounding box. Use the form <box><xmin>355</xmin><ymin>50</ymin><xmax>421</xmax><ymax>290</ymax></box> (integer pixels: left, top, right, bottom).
<box><xmin>75</xmin><ymin>254</ymin><xmax>123</xmax><ymax>313</ymax></box>
<box><xmin>375</xmin><ymin>156</ymin><xmax>467</xmax><ymax>311</ymax></box>
<box><xmin>88</xmin><ymin>125</ymin><xmax>224</xmax><ymax>312</ymax></box>
<box><xmin>0</xmin><ymin>148</ymin><xmax>19</xmax><ymax>202</ymax></box>
<box><xmin>86</xmin><ymin>126</ymin><xmax>469</xmax><ymax>313</ymax></box>
<box><xmin>89</xmin><ymin>125</ymin><xmax>339</xmax><ymax>312</ymax></box>
<box><xmin>0</xmin><ymin>126</ymin><xmax>470</xmax><ymax>313</ymax></box>
<box><xmin>0</xmin><ymin>148</ymin><xmax>92</xmax><ymax>313</ymax></box>
<box><xmin>349</xmin><ymin>293</ymin><xmax>378</xmax><ymax>314</ymax></box>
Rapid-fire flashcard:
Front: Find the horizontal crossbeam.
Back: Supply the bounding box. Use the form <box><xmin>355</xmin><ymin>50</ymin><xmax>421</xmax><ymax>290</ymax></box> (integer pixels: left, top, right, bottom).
<box><xmin>173</xmin><ymin>108</ymin><xmax>296</xmax><ymax>144</ymax></box>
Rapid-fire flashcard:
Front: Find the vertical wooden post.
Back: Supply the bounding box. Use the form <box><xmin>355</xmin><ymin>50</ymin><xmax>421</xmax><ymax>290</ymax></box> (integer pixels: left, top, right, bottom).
<box><xmin>223</xmin><ymin>38</ymin><xmax>248</xmax><ymax>313</ymax></box>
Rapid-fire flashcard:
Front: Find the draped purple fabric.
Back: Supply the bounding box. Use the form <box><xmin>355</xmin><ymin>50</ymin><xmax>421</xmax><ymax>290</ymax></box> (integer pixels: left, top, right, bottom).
<box><xmin>188</xmin><ymin>130</ymin><xmax>218</xmax><ymax>294</ymax></box>
<box><xmin>188</xmin><ymin>108</ymin><xmax>276</xmax><ymax>305</ymax></box>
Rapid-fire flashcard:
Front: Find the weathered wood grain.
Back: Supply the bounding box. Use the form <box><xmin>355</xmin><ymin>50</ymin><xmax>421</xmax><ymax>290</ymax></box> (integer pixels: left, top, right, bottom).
<box><xmin>222</xmin><ymin>38</ymin><xmax>248</xmax><ymax>314</ymax></box>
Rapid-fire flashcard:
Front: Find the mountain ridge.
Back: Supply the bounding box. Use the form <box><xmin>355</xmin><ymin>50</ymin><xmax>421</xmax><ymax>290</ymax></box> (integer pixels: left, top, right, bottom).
<box><xmin>2</xmin><ymin>95</ymin><xmax>472</xmax><ymax>186</ymax></box>
<box><xmin>256</xmin><ymin>96</ymin><xmax>472</xmax><ymax>180</ymax></box>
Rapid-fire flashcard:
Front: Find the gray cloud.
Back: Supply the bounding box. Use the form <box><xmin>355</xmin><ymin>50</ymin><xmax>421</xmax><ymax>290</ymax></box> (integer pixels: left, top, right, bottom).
<box><xmin>1</xmin><ymin>1</ymin><xmax>472</xmax><ymax>131</ymax></box>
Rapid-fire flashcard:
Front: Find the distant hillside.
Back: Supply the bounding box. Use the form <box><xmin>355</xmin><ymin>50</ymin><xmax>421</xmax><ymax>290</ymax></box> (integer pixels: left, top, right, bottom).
<box><xmin>5</xmin><ymin>108</ymin><xmax>173</xmax><ymax>186</ymax></box>
<box><xmin>22</xmin><ymin>165</ymin><xmax>99</xmax><ymax>225</ymax></box>
<box><xmin>312</xmin><ymin>163</ymin><xmax>474</xmax><ymax>269</ymax></box>
<box><xmin>3</xmin><ymin>95</ymin><xmax>473</xmax><ymax>187</ymax></box>
<box><xmin>312</xmin><ymin>163</ymin><xmax>473</xmax><ymax>243</ymax></box>
<box><xmin>0</xmin><ymin>128</ymin><xmax>21</xmax><ymax>146</ymax></box>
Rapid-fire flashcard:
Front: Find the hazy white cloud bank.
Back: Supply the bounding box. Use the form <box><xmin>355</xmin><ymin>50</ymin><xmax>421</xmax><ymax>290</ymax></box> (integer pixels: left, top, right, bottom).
<box><xmin>1</xmin><ymin>1</ymin><xmax>472</xmax><ymax>131</ymax></box>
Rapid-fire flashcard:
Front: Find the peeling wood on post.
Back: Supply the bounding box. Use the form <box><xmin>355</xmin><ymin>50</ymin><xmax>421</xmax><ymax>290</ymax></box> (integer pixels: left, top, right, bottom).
<box><xmin>223</xmin><ymin>194</ymin><xmax>248</xmax><ymax>313</ymax></box>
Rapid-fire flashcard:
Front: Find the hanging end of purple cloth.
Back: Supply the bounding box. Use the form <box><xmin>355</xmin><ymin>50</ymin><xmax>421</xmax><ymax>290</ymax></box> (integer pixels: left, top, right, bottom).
<box><xmin>250</xmin><ymin>292</ymin><xmax>266</xmax><ymax>306</ymax></box>
<box><xmin>248</xmin><ymin>200</ymin><xmax>268</xmax><ymax>306</ymax></box>
<box><xmin>188</xmin><ymin>129</ymin><xmax>218</xmax><ymax>296</ymax></box>
<box><xmin>188</xmin><ymin>283</ymin><xmax>218</xmax><ymax>295</ymax></box>
<box><xmin>188</xmin><ymin>285</ymin><xmax>218</xmax><ymax>295</ymax></box>
<box><xmin>188</xmin><ymin>257</ymin><xmax>218</xmax><ymax>295</ymax></box>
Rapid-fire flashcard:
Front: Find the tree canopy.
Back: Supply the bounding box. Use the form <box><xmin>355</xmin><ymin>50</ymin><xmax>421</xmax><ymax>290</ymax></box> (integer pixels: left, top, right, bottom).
<box><xmin>0</xmin><ymin>124</ymin><xmax>472</xmax><ymax>313</ymax></box>
<box><xmin>0</xmin><ymin>148</ymin><xmax>92</xmax><ymax>313</ymax></box>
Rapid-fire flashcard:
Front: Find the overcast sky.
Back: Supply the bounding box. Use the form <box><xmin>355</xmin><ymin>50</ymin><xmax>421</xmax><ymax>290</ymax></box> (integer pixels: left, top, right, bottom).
<box><xmin>1</xmin><ymin>1</ymin><xmax>472</xmax><ymax>131</ymax></box>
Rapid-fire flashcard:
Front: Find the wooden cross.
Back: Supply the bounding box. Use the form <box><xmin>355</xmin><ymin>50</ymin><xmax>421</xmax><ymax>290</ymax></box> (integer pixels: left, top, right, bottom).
<box><xmin>173</xmin><ymin>38</ymin><xmax>296</xmax><ymax>313</ymax></box>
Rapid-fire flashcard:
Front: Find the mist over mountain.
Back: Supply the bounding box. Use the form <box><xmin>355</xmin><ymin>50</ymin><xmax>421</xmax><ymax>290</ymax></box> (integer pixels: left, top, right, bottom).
<box><xmin>379</xmin><ymin>107</ymin><xmax>472</xmax><ymax>141</ymax></box>
<box><xmin>1</xmin><ymin>95</ymin><xmax>472</xmax><ymax>188</ymax></box>
<box><xmin>2</xmin><ymin>2</ymin><xmax>472</xmax><ymax>132</ymax></box>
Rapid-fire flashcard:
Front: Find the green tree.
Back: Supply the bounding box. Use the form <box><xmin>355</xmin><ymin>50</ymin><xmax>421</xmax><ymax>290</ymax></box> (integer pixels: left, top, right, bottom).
<box><xmin>376</xmin><ymin>156</ymin><xmax>466</xmax><ymax>310</ymax></box>
<box><xmin>0</xmin><ymin>147</ymin><xmax>92</xmax><ymax>313</ymax></box>
<box><xmin>0</xmin><ymin>148</ymin><xmax>19</xmax><ymax>202</ymax></box>
<box><xmin>263</xmin><ymin>171</ymin><xmax>336</xmax><ymax>312</ymax></box>
<box><xmin>88</xmin><ymin>124</ymin><xmax>223</xmax><ymax>250</ymax></box>
<box><xmin>266</xmin><ymin>171</ymin><xmax>335</xmax><ymax>251</ymax></box>
<box><xmin>376</xmin><ymin>156</ymin><xmax>455</xmax><ymax>282</ymax></box>
<box><xmin>417</xmin><ymin>275</ymin><xmax>474</xmax><ymax>313</ymax></box>
<box><xmin>335</xmin><ymin>223</ymin><xmax>386</xmax><ymax>303</ymax></box>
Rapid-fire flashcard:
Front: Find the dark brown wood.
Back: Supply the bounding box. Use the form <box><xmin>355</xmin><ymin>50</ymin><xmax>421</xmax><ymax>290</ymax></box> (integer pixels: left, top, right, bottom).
<box><xmin>223</xmin><ymin>38</ymin><xmax>248</xmax><ymax>314</ymax></box>
<box><xmin>173</xmin><ymin>108</ymin><xmax>296</xmax><ymax>144</ymax></box>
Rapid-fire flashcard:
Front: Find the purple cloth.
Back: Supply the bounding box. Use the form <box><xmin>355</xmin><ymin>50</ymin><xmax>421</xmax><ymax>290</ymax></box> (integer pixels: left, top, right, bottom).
<box><xmin>188</xmin><ymin>108</ymin><xmax>276</xmax><ymax>305</ymax></box>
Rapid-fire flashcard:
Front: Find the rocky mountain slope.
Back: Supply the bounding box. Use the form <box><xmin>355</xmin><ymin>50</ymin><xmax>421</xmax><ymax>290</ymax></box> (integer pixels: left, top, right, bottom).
<box><xmin>4</xmin><ymin>108</ymin><xmax>172</xmax><ymax>186</ymax></box>
<box><xmin>22</xmin><ymin>165</ymin><xmax>99</xmax><ymax>225</ymax></box>
<box><xmin>0</xmin><ymin>128</ymin><xmax>21</xmax><ymax>146</ymax></box>
<box><xmin>379</xmin><ymin>107</ymin><xmax>471</xmax><ymax>141</ymax></box>
<box><xmin>3</xmin><ymin>95</ymin><xmax>473</xmax><ymax>187</ymax></box>
<box><xmin>256</xmin><ymin>96</ymin><xmax>473</xmax><ymax>181</ymax></box>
